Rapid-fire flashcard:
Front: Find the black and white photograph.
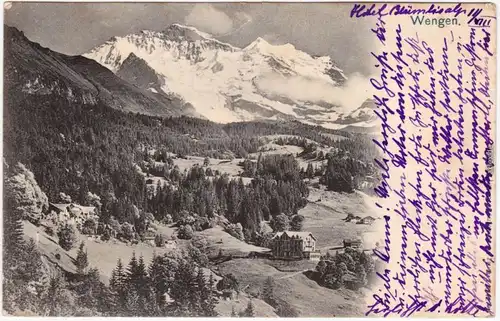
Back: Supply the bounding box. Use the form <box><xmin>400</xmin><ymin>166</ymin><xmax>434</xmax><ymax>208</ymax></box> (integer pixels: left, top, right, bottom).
<box><xmin>6</xmin><ymin>1</ymin><xmax>493</xmax><ymax>318</ymax></box>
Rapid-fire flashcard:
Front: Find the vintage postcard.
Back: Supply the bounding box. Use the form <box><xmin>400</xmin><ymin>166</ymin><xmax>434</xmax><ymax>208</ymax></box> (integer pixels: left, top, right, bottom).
<box><xmin>2</xmin><ymin>1</ymin><xmax>496</xmax><ymax>317</ymax></box>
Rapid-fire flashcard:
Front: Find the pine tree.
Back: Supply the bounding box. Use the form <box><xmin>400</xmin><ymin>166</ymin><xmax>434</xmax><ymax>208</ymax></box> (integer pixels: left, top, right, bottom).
<box><xmin>135</xmin><ymin>256</ymin><xmax>150</xmax><ymax>301</ymax></box>
<box><xmin>126</xmin><ymin>252</ymin><xmax>139</xmax><ymax>283</ymax></box>
<box><xmin>57</xmin><ymin>223</ymin><xmax>77</xmax><ymax>251</ymax></box>
<box><xmin>110</xmin><ymin>258</ymin><xmax>127</xmax><ymax>313</ymax></box>
<box><xmin>355</xmin><ymin>264</ymin><xmax>367</xmax><ymax>288</ymax></box>
<box><xmin>205</xmin><ymin>274</ymin><xmax>218</xmax><ymax>316</ymax></box>
<box><xmin>243</xmin><ymin>300</ymin><xmax>255</xmax><ymax>317</ymax></box>
<box><xmin>75</xmin><ymin>267</ymin><xmax>104</xmax><ymax>311</ymax></box>
<box><xmin>148</xmin><ymin>255</ymin><xmax>168</xmax><ymax>308</ymax></box>
<box><xmin>125</xmin><ymin>289</ymin><xmax>140</xmax><ymax>316</ymax></box>
<box><xmin>75</xmin><ymin>241</ymin><xmax>89</xmax><ymax>275</ymax></box>
<box><xmin>195</xmin><ymin>268</ymin><xmax>206</xmax><ymax>315</ymax></box>
<box><xmin>306</xmin><ymin>163</ymin><xmax>314</xmax><ymax>178</ymax></box>
<box><xmin>126</xmin><ymin>253</ymin><xmax>150</xmax><ymax>309</ymax></box>
<box><xmin>170</xmin><ymin>259</ymin><xmax>197</xmax><ymax>316</ymax></box>
<box><xmin>262</xmin><ymin>276</ymin><xmax>276</xmax><ymax>306</ymax></box>
<box><xmin>41</xmin><ymin>272</ymin><xmax>73</xmax><ymax>316</ymax></box>
<box><xmin>3</xmin><ymin>196</ymin><xmax>25</xmax><ymax>257</ymax></box>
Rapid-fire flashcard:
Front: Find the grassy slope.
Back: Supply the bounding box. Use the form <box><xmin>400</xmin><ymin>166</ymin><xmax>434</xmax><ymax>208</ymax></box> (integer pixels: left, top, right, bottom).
<box><xmin>21</xmin><ymin>141</ymin><xmax>380</xmax><ymax>317</ymax></box>
<box><xmin>216</xmin><ymin>293</ymin><xmax>278</xmax><ymax>317</ymax></box>
<box><xmin>197</xmin><ymin>226</ymin><xmax>270</xmax><ymax>257</ymax></box>
<box><xmin>23</xmin><ymin>219</ymin><xmax>268</xmax><ymax>281</ymax></box>
<box><xmin>23</xmin><ymin>221</ymin><xmax>180</xmax><ymax>283</ymax></box>
<box><xmin>301</xmin><ymin>187</ymin><xmax>385</xmax><ymax>251</ymax></box>
<box><xmin>217</xmin><ymin>258</ymin><xmax>366</xmax><ymax>317</ymax></box>
<box><xmin>211</xmin><ymin>188</ymin><xmax>384</xmax><ymax>317</ymax></box>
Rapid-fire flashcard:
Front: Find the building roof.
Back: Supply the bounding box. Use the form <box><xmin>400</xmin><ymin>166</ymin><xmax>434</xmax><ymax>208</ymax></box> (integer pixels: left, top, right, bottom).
<box><xmin>49</xmin><ymin>203</ymin><xmax>71</xmax><ymax>211</ymax></box>
<box><xmin>273</xmin><ymin>231</ymin><xmax>316</xmax><ymax>241</ymax></box>
<box><xmin>70</xmin><ymin>204</ymin><xmax>96</xmax><ymax>214</ymax></box>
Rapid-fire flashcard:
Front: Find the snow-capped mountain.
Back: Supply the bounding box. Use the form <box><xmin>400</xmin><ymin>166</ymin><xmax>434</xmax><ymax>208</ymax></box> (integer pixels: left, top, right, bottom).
<box><xmin>85</xmin><ymin>24</ymin><xmax>375</xmax><ymax>128</ymax></box>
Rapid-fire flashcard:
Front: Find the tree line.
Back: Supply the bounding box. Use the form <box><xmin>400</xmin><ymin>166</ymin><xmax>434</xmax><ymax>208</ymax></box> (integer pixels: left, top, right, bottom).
<box><xmin>4</xmin><ymin>93</ymin><xmax>373</xmax><ymax>216</ymax></box>
<box><xmin>141</xmin><ymin>154</ymin><xmax>309</xmax><ymax>241</ymax></box>
<box><xmin>312</xmin><ymin>248</ymin><xmax>378</xmax><ymax>291</ymax></box>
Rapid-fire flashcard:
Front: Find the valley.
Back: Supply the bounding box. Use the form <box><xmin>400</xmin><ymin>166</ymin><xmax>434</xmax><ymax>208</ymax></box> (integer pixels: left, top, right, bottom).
<box><xmin>3</xmin><ymin>20</ymin><xmax>382</xmax><ymax>318</ymax></box>
<box><xmin>17</xmin><ymin>137</ymin><xmax>383</xmax><ymax>316</ymax></box>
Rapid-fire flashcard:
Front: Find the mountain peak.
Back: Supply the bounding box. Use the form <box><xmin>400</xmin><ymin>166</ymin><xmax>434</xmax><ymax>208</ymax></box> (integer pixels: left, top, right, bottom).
<box><xmin>117</xmin><ymin>52</ymin><xmax>162</xmax><ymax>90</ymax></box>
<box><xmin>244</xmin><ymin>37</ymin><xmax>300</xmax><ymax>58</ymax></box>
<box><xmin>5</xmin><ymin>25</ymin><xmax>24</xmax><ymax>37</ymax></box>
<box><xmin>245</xmin><ymin>37</ymin><xmax>270</xmax><ymax>50</ymax></box>
<box><xmin>83</xmin><ymin>27</ymin><xmax>361</xmax><ymax>126</ymax></box>
<box><xmin>162</xmin><ymin>23</ymin><xmax>214</xmax><ymax>42</ymax></box>
<box><xmin>121</xmin><ymin>52</ymin><xmax>140</xmax><ymax>63</ymax></box>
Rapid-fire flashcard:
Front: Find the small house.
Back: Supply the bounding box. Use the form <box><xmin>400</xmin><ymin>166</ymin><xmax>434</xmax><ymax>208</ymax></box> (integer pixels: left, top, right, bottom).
<box><xmin>358</xmin><ymin>216</ymin><xmax>376</xmax><ymax>225</ymax></box>
<box><xmin>343</xmin><ymin>238</ymin><xmax>362</xmax><ymax>249</ymax></box>
<box><xmin>309</xmin><ymin>251</ymin><xmax>322</xmax><ymax>261</ymax></box>
<box><xmin>143</xmin><ymin>228</ymin><xmax>157</xmax><ymax>242</ymax></box>
<box><xmin>165</xmin><ymin>240</ymin><xmax>177</xmax><ymax>249</ymax></box>
<box><xmin>49</xmin><ymin>203</ymin><xmax>71</xmax><ymax>222</ymax></box>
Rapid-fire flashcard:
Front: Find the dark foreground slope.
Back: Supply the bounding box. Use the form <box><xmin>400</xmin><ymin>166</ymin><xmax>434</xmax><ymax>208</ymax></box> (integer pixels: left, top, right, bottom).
<box><xmin>4</xmin><ymin>25</ymin><xmax>194</xmax><ymax>117</ymax></box>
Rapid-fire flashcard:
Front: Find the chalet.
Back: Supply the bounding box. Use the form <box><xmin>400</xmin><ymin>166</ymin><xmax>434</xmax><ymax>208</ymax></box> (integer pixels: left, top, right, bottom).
<box><xmin>358</xmin><ymin>216</ymin><xmax>376</xmax><ymax>225</ymax></box>
<box><xmin>144</xmin><ymin>228</ymin><xmax>157</xmax><ymax>245</ymax></box>
<box><xmin>48</xmin><ymin>203</ymin><xmax>97</xmax><ymax>227</ymax></box>
<box><xmin>48</xmin><ymin>203</ymin><xmax>71</xmax><ymax>222</ymax></box>
<box><xmin>343</xmin><ymin>238</ymin><xmax>362</xmax><ymax>249</ymax></box>
<box><xmin>344</xmin><ymin>214</ymin><xmax>362</xmax><ymax>223</ymax></box>
<box><xmin>164</xmin><ymin>240</ymin><xmax>177</xmax><ymax>249</ymax></box>
<box><xmin>271</xmin><ymin>231</ymin><xmax>319</xmax><ymax>260</ymax></box>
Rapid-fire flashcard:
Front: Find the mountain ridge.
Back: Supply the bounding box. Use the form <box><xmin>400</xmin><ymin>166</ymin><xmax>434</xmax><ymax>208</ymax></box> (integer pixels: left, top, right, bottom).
<box><xmin>4</xmin><ymin>25</ymin><xmax>197</xmax><ymax>118</ymax></box>
<box><xmin>84</xmin><ymin>23</ymin><xmax>375</xmax><ymax>128</ymax></box>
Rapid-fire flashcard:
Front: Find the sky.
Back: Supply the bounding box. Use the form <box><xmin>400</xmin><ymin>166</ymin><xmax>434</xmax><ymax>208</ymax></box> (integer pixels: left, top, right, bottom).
<box><xmin>4</xmin><ymin>2</ymin><xmax>376</xmax><ymax>75</ymax></box>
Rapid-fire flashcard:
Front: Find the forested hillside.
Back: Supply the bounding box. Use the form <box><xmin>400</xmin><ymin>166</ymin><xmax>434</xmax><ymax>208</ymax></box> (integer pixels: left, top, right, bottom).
<box><xmin>4</xmin><ymin>90</ymin><xmax>377</xmax><ymax>220</ymax></box>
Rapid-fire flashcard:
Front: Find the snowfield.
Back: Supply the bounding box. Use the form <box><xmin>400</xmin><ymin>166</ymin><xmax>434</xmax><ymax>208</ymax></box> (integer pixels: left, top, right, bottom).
<box><xmin>84</xmin><ymin>24</ymin><xmax>375</xmax><ymax>128</ymax></box>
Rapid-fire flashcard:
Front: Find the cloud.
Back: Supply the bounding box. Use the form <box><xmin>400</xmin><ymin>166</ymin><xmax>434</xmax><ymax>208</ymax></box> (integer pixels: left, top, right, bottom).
<box><xmin>254</xmin><ymin>72</ymin><xmax>374</xmax><ymax>113</ymax></box>
<box><xmin>217</xmin><ymin>11</ymin><xmax>253</xmax><ymax>36</ymax></box>
<box><xmin>184</xmin><ymin>4</ymin><xmax>233</xmax><ymax>35</ymax></box>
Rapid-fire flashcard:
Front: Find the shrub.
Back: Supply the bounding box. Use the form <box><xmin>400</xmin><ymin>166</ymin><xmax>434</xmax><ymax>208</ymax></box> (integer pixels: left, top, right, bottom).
<box><xmin>154</xmin><ymin>234</ymin><xmax>164</xmax><ymax>247</ymax></box>
<box><xmin>121</xmin><ymin>222</ymin><xmax>135</xmax><ymax>241</ymax></box>
<box><xmin>81</xmin><ymin>219</ymin><xmax>97</xmax><ymax>235</ymax></box>
<box><xmin>224</xmin><ymin>223</ymin><xmax>244</xmax><ymax>241</ymax></box>
<box><xmin>57</xmin><ymin>224</ymin><xmax>77</xmax><ymax>251</ymax></box>
<box><xmin>270</xmin><ymin>214</ymin><xmax>289</xmax><ymax>232</ymax></box>
<box><xmin>108</xmin><ymin>217</ymin><xmax>121</xmax><ymax>234</ymax></box>
<box><xmin>276</xmin><ymin>300</ymin><xmax>299</xmax><ymax>317</ymax></box>
<box><xmin>193</xmin><ymin>216</ymin><xmax>210</xmax><ymax>231</ymax></box>
<box><xmin>217</xmin><ymin>273</ymin><xmax>239</xmax><ymax>292</ymax></box>
<box><xmin>101</xmin><ymin>229</ymin><xmax>111</xmax><ymax>242</ymax></box>
<box><xmin>187</xmin><ymin>243</ymin><xmax>208</xmax><ymax>267</ymax></box>
<box><xmin>256</xmin><ymin>232</ymin><xmax>274</xmax><ymax>248</ymax></box>
<box><xmin>55</xmin><ymin>253</ymin><xmax>61</xmax><ymax>260</ymax></box>
<box><xmin>178</xmin><ymin>214</ymin><xmax>196</xmax><ymax>226</ymax></box>
<box><xmin>45</xmin><ymin>225</ymin><xmax>55</xmax><ymax>236</ymax></box>
<box><xmin>163</xmin><ymin>214</ymin><xmax>173</xmax><ymax>224</ymax></box>
<box><xmin>290</xmin><ymin>214</ymin><xmax>305</xmax><ymax>231</ymax></box>
<box><xmin>178</xmin><ymin>225</ymin><xmax>194</xmax><ymax>240</ymax></box>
